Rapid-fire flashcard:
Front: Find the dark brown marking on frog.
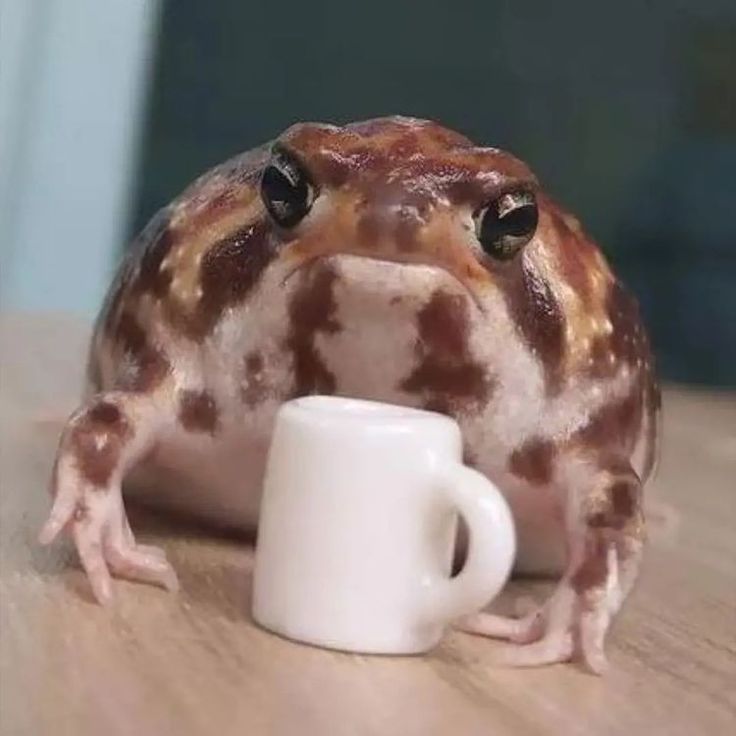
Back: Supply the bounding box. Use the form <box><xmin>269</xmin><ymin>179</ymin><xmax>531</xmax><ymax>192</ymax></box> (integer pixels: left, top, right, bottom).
<box><xmin>69</xmin><ymin>400</ymin><xmax>133</xmax><ymax>488</ymax></box>
<box><xmin>114</xmin><ymin>312</ymin><xmax>170</xmax><ymax>392</ymax></box>
<box><xmin>88</xmin><ymin>402</ymin><xmax>125</xmax><ymax>426</ymax></box>
<box><xmin>241</xmin><ymin>351</ymin><xmax>269</xmax><ymax>407</ymax></box>
<box><xmin>286</xmin><ymin>263</ymin><xmax>341</xmax><ymax>396</ymax></box>
<box><xmin>508</xmin><ymin>438</ymin><xmax>557</xmax><ymax>485</ymax></box>
<box><xmin>571</xmin><ymin>531</ymin><xmax>609</xmax><ymax>595</ymax></box>
<box><xmin>496</xmin><ymin>256</ymin><xmax>566</xmax><ymax>395</ymax></box>
<box><xmin>612</xmin><ymin>479</ymin><xmax>636</xmax><ymax>518</ymax></box>
<box><xmin>588</xmin><ymin>476</ymin><xmax>641</xmax><ymax>531</ymax></box>
<box><xmin>179</xmin><ymin>390</ymin><xmax>219</xmax><ymax>434</ymax></box>
<box><xmin>191</xmin><ymin>218</ymin><xmax>275</xmax><ymax>339</ymax></box>
<box><xmin>246</xmin><ymin>351</ymin><xmax>264</xmax><ymax>373</ymax></box>
<box><xmin>134</xmin><ymin>210</ymin><xmax>176</xmax><ymax>298</ymax></box>
<box><xmin>540</xmin><ymin>196</ymin><xmax>598</xmax><ymax>308</ymax></box>
<box><xmin>110</xmin><ymin>149</ymin><xmax>271</xmax><ymax>340</ymax></box>
<box><xmin>401</xmin><ymin>290</ymin><xmax>491</xmax><ymax>414</ymax></box>
<box><xmin>576</xmin><ymin>390</ymin><xmax>643</xmax><ymax>456</ymax></box>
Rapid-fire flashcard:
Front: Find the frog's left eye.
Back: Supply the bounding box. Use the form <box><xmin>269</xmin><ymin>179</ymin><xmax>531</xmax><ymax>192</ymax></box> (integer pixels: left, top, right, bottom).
<box><xmin>474</xmin><ymin>190</ymin><xmax>538</xmax><ymax>260</ymax></box>
<box><xmin>261</xmin><ymin>144</ymin><xmax>316</xmax><ymax>228</ymax></box>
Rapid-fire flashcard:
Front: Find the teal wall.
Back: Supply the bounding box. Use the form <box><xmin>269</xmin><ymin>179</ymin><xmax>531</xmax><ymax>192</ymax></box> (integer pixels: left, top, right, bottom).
<box><xmin>132</xmin><ymin>0</ymin><xmax>736</xmax><ymax>386</ymax></box>
<box><xmin>0</xmin><ymin>0</ymin><xmax>160</xmax><ymax>314</ymax></box>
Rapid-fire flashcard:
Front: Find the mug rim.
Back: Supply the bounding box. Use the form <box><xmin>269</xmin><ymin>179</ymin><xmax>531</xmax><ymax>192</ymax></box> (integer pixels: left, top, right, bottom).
<box><xmin>281</xmin><ymin>395</ymin><xmax>458</xmax><ymax>431</ymax></box>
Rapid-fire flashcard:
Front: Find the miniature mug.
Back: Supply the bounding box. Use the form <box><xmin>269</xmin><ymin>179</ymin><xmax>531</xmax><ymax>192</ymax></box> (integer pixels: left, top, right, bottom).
<box><xmin>252</xmin><ymin>396</ymin><xmax>515</xmax><ymax>654</ymax></box>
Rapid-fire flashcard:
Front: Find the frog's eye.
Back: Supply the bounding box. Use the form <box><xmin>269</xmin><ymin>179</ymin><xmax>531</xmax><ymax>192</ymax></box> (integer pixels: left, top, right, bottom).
<box><xmin>474</xmin><ymin>190</ymin><xmax>538</xmax><ymax>260</ymax></box>
<box><xmin>260</xmin><ymin>144</ymin><xmax>316</xmax><ymax>228</ymax></box>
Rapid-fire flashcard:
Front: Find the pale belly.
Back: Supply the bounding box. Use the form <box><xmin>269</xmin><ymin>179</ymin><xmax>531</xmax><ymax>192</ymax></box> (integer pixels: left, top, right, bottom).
<box><xmin>125</xmin><ymin>406</ymin><xmax>280</xmax><ymax>529</ymax></box>
<box><xmin>125</xmin><ymin>413</ymin><xmax>566</xmax><ymax>576</ymax></box>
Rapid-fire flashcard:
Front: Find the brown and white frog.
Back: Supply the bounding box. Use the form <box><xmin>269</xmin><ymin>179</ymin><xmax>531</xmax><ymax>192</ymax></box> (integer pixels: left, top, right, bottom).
<box><xmin>40</xmin><ymin>117</ymin><xmax>660</xmax><ymax>673</ymax></box>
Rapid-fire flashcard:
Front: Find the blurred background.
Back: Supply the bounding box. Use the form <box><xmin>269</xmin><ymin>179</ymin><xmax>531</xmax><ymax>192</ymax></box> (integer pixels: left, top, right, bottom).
<box><xmin>1</xmin><ymin>0</ymin><xmax>734</xmax><ymax>386</ymax></box>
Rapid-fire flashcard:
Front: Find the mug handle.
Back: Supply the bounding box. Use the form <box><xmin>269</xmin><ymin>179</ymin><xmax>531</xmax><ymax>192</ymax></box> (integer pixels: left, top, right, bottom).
<box><xmin>421</xmin><ymin>462</ymin><xmax>516</xmax><ymax>624</ymax></box>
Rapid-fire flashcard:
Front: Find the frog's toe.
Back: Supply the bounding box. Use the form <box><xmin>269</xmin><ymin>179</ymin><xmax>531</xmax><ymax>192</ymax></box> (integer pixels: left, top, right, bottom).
<box><xmin>105</xmin><ymin>517</ymin><xmax>179</xmax><ymax>591</ymax></box>
<box><xmin>579</xmin><ymin>604</ymin><xmax>611</xmax><ymax>675</ymax></box>
<box><xmin>492</xmin><ymin>631</ymin><xmax>575</xmax><ymax>668</ymax></box>
<box><xmin>70</xmin><ymin>497</ymin><xmax>116</xmax><ymax>605</ymax></box>
<box><xmin>456</xmin><ymin>609</ymin><xmax>545</xmax><ymax>644</ymax></box>
<box><xmin>106</xmin><ymin>544</ymin><xmax>179</xmax><ymax>592</ymax></box>
<box><xmin>134</xmin><ymin>543</ymin><xmax>169</xmax><ymax>561</ymax></box>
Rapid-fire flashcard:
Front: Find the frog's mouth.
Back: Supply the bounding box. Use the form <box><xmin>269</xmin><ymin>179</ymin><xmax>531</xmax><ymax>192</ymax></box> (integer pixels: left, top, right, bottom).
<box><xmin>282</xmin><ymin>253</ymin><xmax>485</xmax><ymax>311</ymax></box>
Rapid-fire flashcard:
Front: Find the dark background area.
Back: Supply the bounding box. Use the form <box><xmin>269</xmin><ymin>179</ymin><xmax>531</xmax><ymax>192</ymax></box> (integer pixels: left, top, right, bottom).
<box><xmin>131</xmin><ymin>0</ymin><xmax>736</xmax><ymax>386</ymax></box>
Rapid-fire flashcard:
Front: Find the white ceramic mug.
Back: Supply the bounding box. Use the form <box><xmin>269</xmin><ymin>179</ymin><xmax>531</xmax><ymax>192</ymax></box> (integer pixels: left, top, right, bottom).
<box><xmin>252</xmin><ymin>396</ymin><xmax>515</xmax><ymax>654</ymax></box>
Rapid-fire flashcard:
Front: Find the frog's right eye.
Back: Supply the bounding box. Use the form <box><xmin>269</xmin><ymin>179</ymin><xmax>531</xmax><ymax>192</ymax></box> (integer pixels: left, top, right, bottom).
<box><xmin>260</xmin><ymin>144</ymin><xmax>316</xmax><ymax>228</ymax></box>
<box><xmin>474</xmin><ymin>189</ymin><xmax>538</xmax><ymax>260</ymax></box>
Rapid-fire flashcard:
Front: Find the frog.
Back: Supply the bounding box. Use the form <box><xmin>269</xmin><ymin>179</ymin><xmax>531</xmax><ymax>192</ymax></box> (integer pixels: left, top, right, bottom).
<box><xmin>40</xmin><ymin>116</ymin><xmax>660</xmax><ymax>673</ymax></box>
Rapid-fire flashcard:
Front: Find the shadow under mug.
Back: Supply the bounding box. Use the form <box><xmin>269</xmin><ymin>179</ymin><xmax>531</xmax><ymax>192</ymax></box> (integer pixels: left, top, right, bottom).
<box><xmin>252</xmin><ymin>396</ymin><xmax>515</xmax><ymax>654</ymax></box>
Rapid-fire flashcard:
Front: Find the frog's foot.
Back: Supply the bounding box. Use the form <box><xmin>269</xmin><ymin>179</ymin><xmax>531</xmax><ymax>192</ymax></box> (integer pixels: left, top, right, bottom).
<box><xmin>104</xmin><ymin>508</ymin><xmax>179</xmax><ymax>594</ymax></box>
<box><xmin>459</xmin><ymin>553</ymin><xmax>643</xmax><ymax>674</ymax></box>
<box><xmin>457</xmin><ymin>605</ymin><xmax>547</xmax><ymax>646</ymax></box>
<box><xmin>40</xmin><ymin>482</ymin><xmax>179</xmax><ymax>604</ymax></box>
<box><xmin>457</xmin><ymin>584</ymin><xmax>588</xmax><ymax>670</ymax></box>
<box><xmin>458</xmin><ymin>461</ymin><xmax>646</xmax><ymax>674</ymax></box>
<box><xmin>39</xmin><ymin>393</ymin><xmax>178</xmax><ymax>604</ymax></box>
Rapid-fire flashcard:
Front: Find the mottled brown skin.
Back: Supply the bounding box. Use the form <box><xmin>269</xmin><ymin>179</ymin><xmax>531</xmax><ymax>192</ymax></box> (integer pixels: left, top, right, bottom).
<box><xmin>401</xmin><ymin>290</ymin><xmax>491</xmax><ymax>414</ymax></box>
<box><xmin>67</xmin><ymin>400</ymin><xmax>133</xmax><ymax>488</ymax></box>
<box><xmin>178</xmin><ymin>390</ymin><xmax>219</xmax><ymax>435</ymax></box>
<box><xmin>286</xmin><ymin>263</ymin><xmax>341</xmax><ymax>396</ymax></box>
<box><xmin>496</xmin><ymin>253</ymin><xmax>567</xmax><ymax>396</ymax></box>
<box><xmin>43</xmin><ymin>116</ymin><xmax>660</xmax><ymax>673</ymax></box>
<box><xmin>111</xmin><ymin>312</ymin><xmax>170</xmax><ymax>393</ymax></box>
<box><xmin>508</xmin><ymin>438</ymin><xmax>557</xmax><ymax>486</ymax></box>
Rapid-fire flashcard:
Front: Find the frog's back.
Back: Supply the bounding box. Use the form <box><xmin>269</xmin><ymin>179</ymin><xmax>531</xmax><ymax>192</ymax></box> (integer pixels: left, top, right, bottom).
<box><xmin>87</xmin><ymin>143</ymin><xmax>273</xmax><ymax>395</ymax></box>
<box><xmin>536</xmin><ymin>195</ymin><xmax>661</xmax><ymax>483</ymax></box>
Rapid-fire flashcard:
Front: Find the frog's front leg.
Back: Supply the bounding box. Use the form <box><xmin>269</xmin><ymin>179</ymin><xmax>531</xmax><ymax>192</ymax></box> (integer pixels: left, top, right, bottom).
<box><xmin>39</xmin><ymin>392</ymin><xmax>179</xmax><ymax>604</ymax></box>
<box><xmin>459</xmin><ymin>456</ymin><xmax>645</xmax><ymax>674</ymax></box>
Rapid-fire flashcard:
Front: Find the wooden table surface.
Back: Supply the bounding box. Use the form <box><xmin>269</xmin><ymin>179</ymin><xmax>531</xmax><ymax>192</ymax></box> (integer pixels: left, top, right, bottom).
<box><xmin>1</xmin><ymin>314</ymin><xmax>734</xmax><ymax>736</ymax></box>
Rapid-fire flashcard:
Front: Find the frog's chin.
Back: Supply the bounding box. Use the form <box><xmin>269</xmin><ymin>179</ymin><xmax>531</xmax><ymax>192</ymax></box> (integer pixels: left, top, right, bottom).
<box><xmin>282</xmin><ymin>253</ymin><xmax>485</xmax><ymax>312</ymax></box>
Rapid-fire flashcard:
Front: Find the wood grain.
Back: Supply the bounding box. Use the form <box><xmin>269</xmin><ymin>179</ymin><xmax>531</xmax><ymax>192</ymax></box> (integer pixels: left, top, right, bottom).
<box><xmin>1</xmin><ymin>313</ymin><xmax>734</xmax><ymax>736</ymax></box>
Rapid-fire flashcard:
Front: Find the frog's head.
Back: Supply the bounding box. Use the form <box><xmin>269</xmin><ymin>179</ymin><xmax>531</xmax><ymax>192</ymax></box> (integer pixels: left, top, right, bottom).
<box><xmin>249</xmin><ymin>117</ymin><xmax>570</xmax><ymax>409</ymax></box>
<box><xmin>140</xmin><ymin>116</ymin><xmax>619</xmax><ymax>413</ymax></box>
<box><xmin>264</xmin><ymin>116</ymin><xmax>540</xmax><ymax>303</ymax></box>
